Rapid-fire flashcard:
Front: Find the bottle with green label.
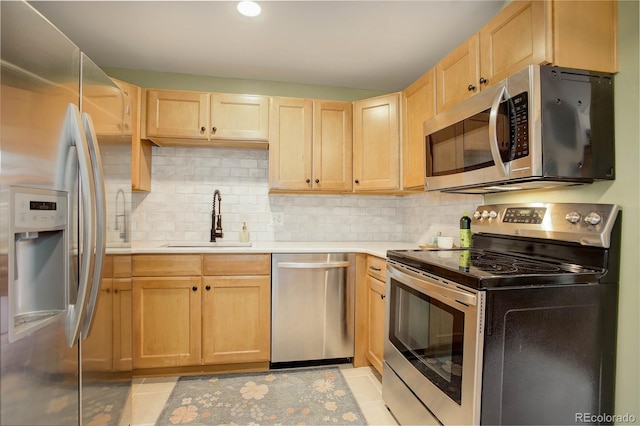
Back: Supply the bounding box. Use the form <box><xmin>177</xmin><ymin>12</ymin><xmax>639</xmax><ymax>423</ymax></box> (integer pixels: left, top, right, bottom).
<box><xmin>460</xmin><ymin>212</ymin><xmax>471</xmax><ymax>248</ymax></box>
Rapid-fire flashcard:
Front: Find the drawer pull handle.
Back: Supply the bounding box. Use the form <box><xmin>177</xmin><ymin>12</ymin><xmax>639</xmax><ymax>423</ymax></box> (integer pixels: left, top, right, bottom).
<box><xmin>369</xmin><ymin>266</ymin><xmax>382</xmax><ymax>272</ymax></box>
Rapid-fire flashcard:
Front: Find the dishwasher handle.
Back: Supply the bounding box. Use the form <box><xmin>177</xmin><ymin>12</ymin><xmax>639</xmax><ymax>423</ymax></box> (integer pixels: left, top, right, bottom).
<box><xmin>277</xmin><ymin>261</ymin><xmax>351</xmax><ymax>269</ymax></box>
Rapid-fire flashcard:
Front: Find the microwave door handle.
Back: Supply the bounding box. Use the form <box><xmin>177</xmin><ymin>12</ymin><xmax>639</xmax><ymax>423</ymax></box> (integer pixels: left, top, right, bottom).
<box><xmin>65</xmin><ymin>103</ymin><xmax>97</xmax><ymax>347</ymax></box>
<box><xmin>489</xmin><ymin>86</ymin><xmax>509</xmax><ymax>177</ymax></box>
<box><xmin>80</xmin><ymin>112</ymin><xmax>106</xmax><ymax>339</ymax></box>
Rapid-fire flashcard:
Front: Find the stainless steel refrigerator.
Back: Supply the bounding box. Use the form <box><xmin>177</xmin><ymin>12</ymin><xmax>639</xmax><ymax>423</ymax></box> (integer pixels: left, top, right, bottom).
<box><xmin>1</xmin><ymin>1</ymin><xmax>132</xmax><ymax>424</ymax></box>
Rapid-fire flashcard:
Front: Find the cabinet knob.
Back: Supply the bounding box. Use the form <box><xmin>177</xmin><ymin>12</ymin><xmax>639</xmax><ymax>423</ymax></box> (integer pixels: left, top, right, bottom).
<box><xmin>479</xmin><ymin>77</ymin><xmax>488</xmax><ymax>85</ymax></box>
<box><xmin>200</xmin><ymin>126</ymin><xmax>206</xmax><ymax>133</ymax></box>
<box><xmin>192</xmin><ymin>286</ymin><xmax>198</xmax><ymax>292</ymax></box>
<box><xmin>205</xmin><ymin>285</ymin><xmax>211</xmax><ymax>291</ymax></box>
<box><xmin>211</xmin><ymin>127</ymin><xmax>217</xmax><ymax>133</ymax></box>
<box><xmin>315</xmin><ymin>179</ymin><xmax>320</xmax><ymax>184</ymax></box>
<box><xmin>306</xmin><ymin>179</ymin><xmax>311</xmax><ymax>183</ymax></box>
<box><xmin>355</xmin><ymin>179</ymin><xmax>360</xmax><ymax>184</ymax></box>
<box><xmin>468</xmin><ymin>84</ymin><xmax>476</xmax><ymax>92</ymax></box>
<box><xmin>380</xmin><ymin>294</ymin><xmax>386</xmax><ymax>300</ymax></box>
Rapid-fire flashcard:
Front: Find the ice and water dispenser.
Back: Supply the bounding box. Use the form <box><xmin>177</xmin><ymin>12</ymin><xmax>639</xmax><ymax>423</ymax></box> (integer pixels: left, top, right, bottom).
<box><xmin>9</xmin><ymin>186</ymin><xmax>69</xmax><ymax>341</ymax></box>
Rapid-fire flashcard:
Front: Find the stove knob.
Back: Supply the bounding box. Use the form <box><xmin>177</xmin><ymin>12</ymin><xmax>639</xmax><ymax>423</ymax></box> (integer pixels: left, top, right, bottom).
<box><xmin>473</xmin><ymin>211</ymin><xmax>482</xmax><ymax>220</ymax></box>
<box><xmin>565</xmin><ymin>212</ymin><xmax>581</xmax><ymax>224</ymax></box>
<box><xmin>481</xmin><ymin>210</ymin><xmax>490</xmax><ymax>219</ymax></box>
<box><xmin>489</xmin><ymin>210</ymin><xmax>498</xmax><ymax>219</ymax></box>
<box><xmin>584</xmin><ymin>212</ymin><xmax>602</xmax><ymax>225</ymax></box>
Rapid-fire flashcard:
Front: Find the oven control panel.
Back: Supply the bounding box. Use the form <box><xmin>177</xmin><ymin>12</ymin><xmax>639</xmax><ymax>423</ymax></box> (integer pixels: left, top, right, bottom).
<box><xmin>472</xmin><ymin>203</ymin><xmax>620</xmax><ymax>248</ymax></box>
<box><xmin>502</xmin><ymin>207</ymin><xmax>546</xmax><ymax>224</ymax></box>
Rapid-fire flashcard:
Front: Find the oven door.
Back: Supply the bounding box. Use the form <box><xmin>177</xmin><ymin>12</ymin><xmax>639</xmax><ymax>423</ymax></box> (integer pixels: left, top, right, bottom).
<box><xmin>384</xmin><ymin>262</ymin><xmax>485</xmax><ymax>426</ymax></box>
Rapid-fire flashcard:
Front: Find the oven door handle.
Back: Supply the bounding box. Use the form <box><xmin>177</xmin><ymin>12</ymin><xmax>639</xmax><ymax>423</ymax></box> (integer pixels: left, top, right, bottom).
<box><xmin>388</xmin><ymin>264</ymin><xmax>477</xmax><ymax>307</ymax></box>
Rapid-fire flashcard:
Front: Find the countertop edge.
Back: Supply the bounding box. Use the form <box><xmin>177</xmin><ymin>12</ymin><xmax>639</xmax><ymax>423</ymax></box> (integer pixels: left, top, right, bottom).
<box><xmin>107</xmin><ymin>241</ymin><xmax>420</xmax><ymax>259</ymax></box>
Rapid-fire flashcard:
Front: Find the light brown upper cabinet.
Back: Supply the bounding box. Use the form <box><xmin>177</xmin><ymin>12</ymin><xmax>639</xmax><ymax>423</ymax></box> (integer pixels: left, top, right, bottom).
<box><xmin>82</xmin><ymin>83</ymin><xmax>125</xmax><ymax>141</ymax></box>
<box><xmin>353</xmin><ymin>93</ymin><xmax>401</xmax><ymax>193</ymax></box>
<box><xmin>402</xmin><ymin>68</ymin><xmax>436</xmax><ymax>191</ymax></box>
<box><xmin>112</xmin><ymin>78</ymin><xmax>152</xmax><ymax>192</ymax></box>
<box><xmin>435</xmin><ymin>36</ymin><xmax>480</xmax><ymax>113</ymax></box>
<box><xmin>144</xmin><ymin>89</ymin><xmax>269</xmax><ymax>148</ymax></box>
<box><xmin>269</xmin><ymin>97</ymin><xmax>353</xmax><ymax>193</ymax></box>
<box><xmin>436</xmin><ymin>0</ymin><xmax>618</xmax><ymax>113</ymax></box>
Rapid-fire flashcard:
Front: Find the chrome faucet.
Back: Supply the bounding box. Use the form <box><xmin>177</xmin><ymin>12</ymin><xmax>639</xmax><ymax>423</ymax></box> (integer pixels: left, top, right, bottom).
<box><xmin>115</xmin><ymin>189</ymin><xmax>126</xmax><ymax>241</ymax></box>
<box><xmin>210</xmin><ymin>189</ymin><xmax>223</xmax><ymax>242</ymax></box>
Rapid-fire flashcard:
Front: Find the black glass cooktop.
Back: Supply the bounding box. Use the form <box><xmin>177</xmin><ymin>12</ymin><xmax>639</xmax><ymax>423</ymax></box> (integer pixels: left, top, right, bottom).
<box><xmin>387</xmin><ymin>249</ymin><xmax>603</xmax><ymax>289</ymax></box>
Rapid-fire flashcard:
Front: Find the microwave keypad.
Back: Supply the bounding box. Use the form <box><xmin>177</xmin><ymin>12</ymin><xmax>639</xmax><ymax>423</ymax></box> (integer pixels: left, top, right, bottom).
<box><xmin>511</xmin><ymin>92</ymin><xmax>529</xmax><ymax>160</ymax></box>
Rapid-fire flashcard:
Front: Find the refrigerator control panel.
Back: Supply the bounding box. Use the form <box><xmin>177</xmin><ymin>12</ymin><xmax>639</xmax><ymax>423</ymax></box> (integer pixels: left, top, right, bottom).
<box><xmin>12</xmin><ymin>187</ymin><xmax>67</xmax><ymax>230</ymax></box>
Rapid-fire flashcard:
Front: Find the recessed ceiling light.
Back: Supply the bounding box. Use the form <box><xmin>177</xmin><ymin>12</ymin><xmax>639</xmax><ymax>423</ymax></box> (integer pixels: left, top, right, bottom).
<box><xmin>237</xmin><ymin>1</ymin><xmax>261</xmax><ymax>17</ymax></box>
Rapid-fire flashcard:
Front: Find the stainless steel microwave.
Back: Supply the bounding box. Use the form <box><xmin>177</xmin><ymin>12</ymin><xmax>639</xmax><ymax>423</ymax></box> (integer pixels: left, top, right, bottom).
<box><xmin>424</xmin><ymin>65</ymin><xmax>614</xmax><ymax>194</ymax></box>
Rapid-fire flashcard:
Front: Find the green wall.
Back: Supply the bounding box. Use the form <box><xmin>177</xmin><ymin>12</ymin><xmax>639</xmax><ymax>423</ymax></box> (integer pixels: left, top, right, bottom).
<box><xmin>486</xmin><ymin>1</ymin><xmax>639</xmax><ymax>421</ymax></box>
<box><xmin>103</xmin><ymin>67</ymin><xmax>387</xmax><ymax>101</ymax></box>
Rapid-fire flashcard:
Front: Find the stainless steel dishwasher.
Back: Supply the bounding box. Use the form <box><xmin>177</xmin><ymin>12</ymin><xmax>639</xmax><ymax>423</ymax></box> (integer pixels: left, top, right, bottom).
<box><xmin>271</xmin><ymin>253</ymin><xmax>355</xmax><ymax>367</ymax></box>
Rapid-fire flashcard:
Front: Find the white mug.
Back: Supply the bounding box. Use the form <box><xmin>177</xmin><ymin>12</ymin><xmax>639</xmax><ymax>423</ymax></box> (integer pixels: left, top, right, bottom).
<box><xmin>437</xmin><ymin>236</ymin><xmax>454</xmax><ymax>249</ymax></box>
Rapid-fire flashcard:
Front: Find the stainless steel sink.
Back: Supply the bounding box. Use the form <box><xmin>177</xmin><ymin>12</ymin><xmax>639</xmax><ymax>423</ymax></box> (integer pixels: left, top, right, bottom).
<box><xmin>164</xmin><ymin>241</ymin><xmax>252</xmax><ymax>248</ymax></box>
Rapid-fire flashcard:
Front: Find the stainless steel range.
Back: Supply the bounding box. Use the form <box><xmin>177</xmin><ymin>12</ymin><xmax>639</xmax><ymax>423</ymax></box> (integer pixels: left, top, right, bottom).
<box><xmin>383</xmin><ymin>203</ymin><xmax>621</xmax><ymax>425</ymax></box>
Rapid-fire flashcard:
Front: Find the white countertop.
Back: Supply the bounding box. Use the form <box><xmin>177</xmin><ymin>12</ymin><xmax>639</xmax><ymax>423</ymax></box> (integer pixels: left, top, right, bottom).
<box><xmin>108</xmin><ymin>241</ymin><xmax>421</xmax><ymax>259</ymax></box>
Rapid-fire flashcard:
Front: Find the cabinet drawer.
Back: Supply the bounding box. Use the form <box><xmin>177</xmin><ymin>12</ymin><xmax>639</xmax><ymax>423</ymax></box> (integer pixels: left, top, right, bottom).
<box><xmin>203</xmin><ymin>254</ymin><xmax>271</xmax><ymax>276</ymax></box>
<box><xmin>366</xmin><ymin>256</ymin><xmax>387</xmax><ymax>282</ymax></box>
<box><xmin>102</xmin><ymin>256</ymin><xmax>114</xmax><ymax>278</ymax></box>
<box><xmin>132</xmin><ymin>254</ymin><xmax>202</xmax><ymax>276</ymax></box>
<box><xmin>112</xmin><ymin>254</ymin><xmax>132</xmax><ymax>278</ymax></box>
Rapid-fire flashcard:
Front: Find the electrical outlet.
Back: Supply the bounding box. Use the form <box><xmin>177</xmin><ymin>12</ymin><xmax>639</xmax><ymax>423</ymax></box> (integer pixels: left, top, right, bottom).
<box><xmin>270</xmin><ymin>212</ymin><xmax>284</xmax><ymax>226</ymax></box>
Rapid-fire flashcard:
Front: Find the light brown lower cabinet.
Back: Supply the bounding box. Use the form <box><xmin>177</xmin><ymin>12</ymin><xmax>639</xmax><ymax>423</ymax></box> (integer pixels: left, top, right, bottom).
<box><xmin>82</xmin><ymin>255</ymin><xmax>132</xmax><ymax>372</ymax></box>
<box><xmin>201</xmin><ymin>275</ymin><xmax>271</xmax><ymax>364</ymax></box>
<box><xmin>133</xmin><ymin>276</ymin><xmax>202</xmax><ymax>369</ymax></box>
<box><xmin>354</xmin><ymin>254</ymin><xmax>387</xmax><ymax>374</ymax></box>
<box><xmin>132</xmin><ymin>253</ymin><xmax>271</xmax><ymax>371</ymax></box>
<box><xmin>365</xmin><ymin>256</ymin><xmax>387</xmax><ymax>374</ymax></box>
<box><xmin>366</xmin><ymin>274</ymin><xmax>386</xmax><ymax>374</ymax></box>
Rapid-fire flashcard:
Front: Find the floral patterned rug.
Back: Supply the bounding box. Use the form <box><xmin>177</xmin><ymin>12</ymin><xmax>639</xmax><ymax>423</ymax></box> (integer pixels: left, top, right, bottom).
<box><xmin>157</xmin><ymin>367</ymin><xmax>367</xmax><ymax>425</ymax></box>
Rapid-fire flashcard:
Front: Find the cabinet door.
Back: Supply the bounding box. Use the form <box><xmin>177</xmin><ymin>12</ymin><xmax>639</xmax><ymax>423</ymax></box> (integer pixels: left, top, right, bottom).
<box><xmin>366</xmin><ymin>275</ymin><xmax>385</xmax><ymax>374</ymax></box>
<box><xmin>201</xmin><ymin>276</ymin><xmax>271</xmax><ymax>364</ymax></box>
<box><xmin>479</xmin><ymin>1</ymin><xmax>548</xmax><ymax>86</ymax></box>
<box><xmin>353</xmin><ymin>93</ymin><xmax>400</xmax><ymax>192</ymax></box>
<box><xmin>436</xmin><ymin>35</ymin><xmax>480</xmax><ymax>113</ymax></box>
<box><xmin>113</xmin><ymin>278</ymin><xmax>132</xmax><ymax>371</ymax></box>
<box><xmin>113</xmin><ymin>79</ymin><xmax>152</xmax><ymax>192</ymax></box>
<box><xmin>268</xmin><ymin>97</ymin><xmax>313</xmax><ymax>191</ymax></box>
<box><xmin>313</xmin><ymin>100</ymin><xmax>353</xmax><ymax>192</ymax></box>
<box><xmin>82</xmin><ymin>79</ymin><xmax>124</xmax><ymax>139</ymax></box>
<box><xmin>133</xmin><ymin>277</ymin><xmax>202</xmax><ymax>368</ymax></box>
<box><xmin>146</xmin><ymin>89</ymin><xmax>209</xmax><ymax>139</ymax></box>
<box><xmin>403</xmin><ymin>68</ymin><xmax>436</xmax><ymax>190</ymax></box>
<box><xmin>552</xmin><ymin>0</ymin><xmax>618</xmax><ymax>73</ymax></box>
<box><xmin>82</xmin><ymin>278</ymin><xmax>113</xmax><ymax>372</ymax></box>
<box><xmin>210</xmin><ymin>94</ymin><xmax>269</xmax><ymax>141</ymax></box>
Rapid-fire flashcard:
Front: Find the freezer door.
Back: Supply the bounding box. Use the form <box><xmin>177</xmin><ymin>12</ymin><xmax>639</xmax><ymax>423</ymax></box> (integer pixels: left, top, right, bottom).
<box><xmin>271</xmin><ymin>253</ymin><xmax>355</xmax><ymax>363</ymax></box>
<box><xmin>1</xmin><ymin>1</ymin><xmax>81</xmax><ymax>424</ymax></box>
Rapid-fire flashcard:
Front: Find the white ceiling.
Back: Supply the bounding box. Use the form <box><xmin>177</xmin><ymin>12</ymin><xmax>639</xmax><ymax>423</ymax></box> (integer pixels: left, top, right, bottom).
<box><xmin>31</xmin><ymin>1</ymin><xmax>506</xmax><ymax>92</ymax></box>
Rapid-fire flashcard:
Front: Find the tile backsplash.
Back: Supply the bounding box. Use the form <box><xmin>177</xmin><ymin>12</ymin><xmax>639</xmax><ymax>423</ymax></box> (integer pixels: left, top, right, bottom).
<box><xmin>107</xmin><ymin>146</ymin><xmax>481</xmax><ymax>244</ymax></box>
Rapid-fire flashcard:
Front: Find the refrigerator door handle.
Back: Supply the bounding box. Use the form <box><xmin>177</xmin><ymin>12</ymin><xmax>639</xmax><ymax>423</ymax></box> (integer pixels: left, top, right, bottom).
<box><xmin>80</xmin><ymin>112</ymin><xmax>106</xmax><ymax>339</ymax></box>
<box><xmin>65</xmin><ymin>103</ymin><xmax>97</xmax><ymax>347</ymax></box>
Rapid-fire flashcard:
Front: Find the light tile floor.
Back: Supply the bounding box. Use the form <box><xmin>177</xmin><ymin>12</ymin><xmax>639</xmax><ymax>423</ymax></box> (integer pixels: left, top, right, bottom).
<box><xmin>131</xmin><ymin>365</ymin><xmax>398</xmax><ymax>426</ymax></box>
